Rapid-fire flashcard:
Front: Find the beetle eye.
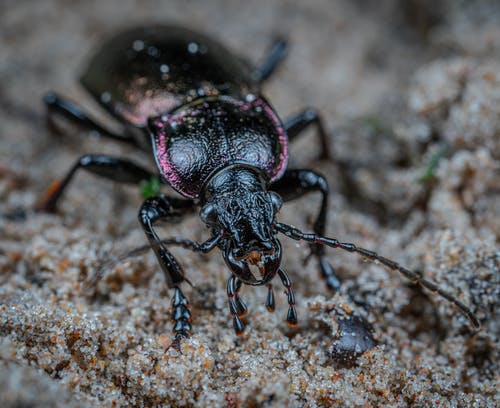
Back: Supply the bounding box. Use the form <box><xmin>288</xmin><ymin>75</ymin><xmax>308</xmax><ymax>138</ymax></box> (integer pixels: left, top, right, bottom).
<box><xmin>200</xmin><ymin>203</ymin><xmax>217</xmax><ymax>224</ymax></box>
<box><xmin>269</xmin><ymin>192</ymin><xmax>282</xmax><ymax>213</ymax></box>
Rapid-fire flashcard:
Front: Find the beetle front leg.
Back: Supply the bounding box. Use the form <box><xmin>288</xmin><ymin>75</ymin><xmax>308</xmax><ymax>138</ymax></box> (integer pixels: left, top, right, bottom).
<box><xmin>138</xmin><ymin>195</ymin><xmax>196</xmax><ymax>340</ymax></box>
<box><xmin>271</xmin><ymin>169</ymin><xmax>341</xmax><ymax>292</ymax></box>
<box><xmin>227</xmin><ymin>276</ymin><xmax>248</xmax><ymax>335</ymax></box>
<box><xmin>171</xmin><ymin>286</ymin><xmax>191</xmax><ymax>341</ymax></box>
<box><xmin>277</xmin><ymin>269</ymin><xmax>297</xmax><ymax>326</ymax></box>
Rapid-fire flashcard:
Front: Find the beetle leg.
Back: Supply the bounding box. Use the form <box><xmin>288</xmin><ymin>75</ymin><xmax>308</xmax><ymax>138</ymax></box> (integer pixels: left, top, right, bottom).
<box><xmin>227</xmin><ymin>276</ymin><xmax>246</xmax><ymax>335</ymax></box>
<box><xmin>44</xmin><ymin>92</ymin><xmax>140</xmax><ymax>147</ymax></box>
<box><xmin>252</xmin><ymin>38</ymin><xmax>288</xmax><ymax>84</ymax></box>
<box><xmin>265</xmin><ymin>284</ymin><xmax>275</xmax><ymax>312</ymax></box>
<box><xmin>171</xmin><ymin>286</ymin><xmax>192</xmax><ymax>341</ymax></box>
<box><xmin>36</xmin><ymin>154</ymin><xmax>155</xmax><ymax>212</ymax></box>
<box><xmin>234</xmin><ymin>278</ymin><xmax>248</xmax><ymax>317</ymax></box>
<box><xmin>277</xmin><ymin>269</ymin><xmax>297</xmax><ymax>326</ymax></box>
<box><xmin>271</xmin><ymin>169</ymin><xmax>341</xmax><ymax>292</ymax></box>
<box><xmin>138</xmin><ymin>195</ymin><xmax>196</xmax><ymax>340</ymax></box>
<box><xmin>284</xmin><ymin>109</ymin><xmax>331</xmax><ymax>160</ymax></box>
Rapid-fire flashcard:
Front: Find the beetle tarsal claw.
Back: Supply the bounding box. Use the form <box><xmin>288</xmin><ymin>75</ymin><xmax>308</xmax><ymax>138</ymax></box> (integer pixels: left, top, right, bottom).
<box><xmin>286</xmin><ymin>306</ymin><xmax>298</xmax><ymax>327</ymax></box>
<box><xmin>233</xmin><ymin>315</ymin><xmax>246</xmax><ymax>336</ymax></box>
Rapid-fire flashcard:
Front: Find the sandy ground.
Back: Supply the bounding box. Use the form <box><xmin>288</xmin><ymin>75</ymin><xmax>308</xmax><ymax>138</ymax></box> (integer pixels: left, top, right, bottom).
<box><xmin>1</xmin><ymin>1</ymin><xmax>499</xmax><ymax>407</ymax></box>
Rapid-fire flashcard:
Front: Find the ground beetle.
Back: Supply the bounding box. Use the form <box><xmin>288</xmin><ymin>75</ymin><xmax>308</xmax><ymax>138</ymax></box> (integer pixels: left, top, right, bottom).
<box><xmin>36</xmin><ymin>25</ymin><xmax>479</xmax><ymax>343</ymax></box>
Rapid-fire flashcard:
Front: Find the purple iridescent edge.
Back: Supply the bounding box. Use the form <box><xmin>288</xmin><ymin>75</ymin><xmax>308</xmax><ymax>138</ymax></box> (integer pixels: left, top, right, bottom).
<box><xmin>151</xmin><ymin>96</ymin><xmax>289</xmax><ymax>198</ymax></box>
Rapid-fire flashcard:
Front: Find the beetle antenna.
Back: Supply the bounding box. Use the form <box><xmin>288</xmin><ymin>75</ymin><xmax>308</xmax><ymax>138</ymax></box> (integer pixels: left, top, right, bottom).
<box><xmin>273</xmin><ymin>222</ymin><xmax>481</xmax><ymax>330</ymax></box>
<box><xmin>84</xmin><ymin>234</ymin><xmax>222</xmax><ymax>291</ymax></box>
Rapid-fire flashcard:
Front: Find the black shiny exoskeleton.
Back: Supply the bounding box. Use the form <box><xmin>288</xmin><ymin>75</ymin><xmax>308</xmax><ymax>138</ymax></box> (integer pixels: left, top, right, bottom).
<box><xmin>39</xmin><ymin>25</ymin><xmax>479</xmax><ymax>345</ymax></box>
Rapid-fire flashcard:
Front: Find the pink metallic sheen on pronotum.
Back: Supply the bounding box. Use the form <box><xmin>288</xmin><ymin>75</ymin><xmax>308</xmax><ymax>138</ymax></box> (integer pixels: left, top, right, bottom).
<box><xmin>151</xmin><ymin>96</ymin><xmax>288</xmax><ymax>198</ymax></box>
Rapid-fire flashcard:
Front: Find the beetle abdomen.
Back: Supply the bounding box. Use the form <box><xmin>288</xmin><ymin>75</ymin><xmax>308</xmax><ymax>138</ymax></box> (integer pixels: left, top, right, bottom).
<box><xmin>80</xmin><ymin>25</ymin><xmax>255</xmax><ymax>127</ymax></box>
<box><xmin>150</xmin><ymin>96</ymin><xmax>288</xmax><ymax>198</ymax></box>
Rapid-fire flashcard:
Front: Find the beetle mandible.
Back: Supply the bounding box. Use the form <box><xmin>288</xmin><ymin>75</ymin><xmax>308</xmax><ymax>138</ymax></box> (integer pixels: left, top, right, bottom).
<box><xmin>38</xmin><ymin>25</ymin><xmax>479</xmax><ymax>342</ymax></box>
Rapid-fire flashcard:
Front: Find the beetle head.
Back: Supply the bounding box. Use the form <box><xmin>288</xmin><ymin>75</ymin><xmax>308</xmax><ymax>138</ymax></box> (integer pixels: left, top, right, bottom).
<box><xmin>201</xmin><ymin>167</ymin><xmax>283</xmax><ymax>285</ymax></box>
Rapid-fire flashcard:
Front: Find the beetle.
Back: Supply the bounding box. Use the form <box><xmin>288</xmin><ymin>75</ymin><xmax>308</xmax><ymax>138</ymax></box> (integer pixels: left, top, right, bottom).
<box><xmin>36</xmin><ymin>25</ymin><xmax>479</xmax><ymax>343</ymax></box>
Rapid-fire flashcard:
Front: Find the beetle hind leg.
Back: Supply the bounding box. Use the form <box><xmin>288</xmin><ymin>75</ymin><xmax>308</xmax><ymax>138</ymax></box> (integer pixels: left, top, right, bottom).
<box><xmin>45</xmin><ymin>92</ymin><xmax>140</xmax><ymax>147</ymax></box>
<box><xmin>252</xmin><ymin>38</ymin><xmax>288</xmax><ymax>84</ymax></box>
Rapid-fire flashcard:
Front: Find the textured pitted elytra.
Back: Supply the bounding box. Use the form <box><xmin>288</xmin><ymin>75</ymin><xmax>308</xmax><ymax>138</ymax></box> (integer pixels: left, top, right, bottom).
<box><xmin>151</xmin><ymin>96</ymin><xmax>288</xmax><ymax>198</ymax></box>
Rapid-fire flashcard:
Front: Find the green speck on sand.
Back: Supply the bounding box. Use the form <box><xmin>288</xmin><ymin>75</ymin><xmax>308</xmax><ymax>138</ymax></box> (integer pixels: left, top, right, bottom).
<box><xmin>140</xmin><ymin>176</ymin><xmax>162</xmax><ymax>199</ymax></box>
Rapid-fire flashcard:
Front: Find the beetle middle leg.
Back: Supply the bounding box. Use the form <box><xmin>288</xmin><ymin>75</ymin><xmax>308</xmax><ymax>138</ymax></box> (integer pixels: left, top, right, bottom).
<box><xmin>36</xmin><ymin>154</ymin><xmax>155</xmax><ymax>212</ymax></box>
<box><xmin>271</xmin><ymin>169</ymin><xmax>341</xmax><ymax>292</ymax></box>
<box><xmin>285</xmin><ymin>109</ymin><xmax>331</xmax><ymax>160</ymax></box>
